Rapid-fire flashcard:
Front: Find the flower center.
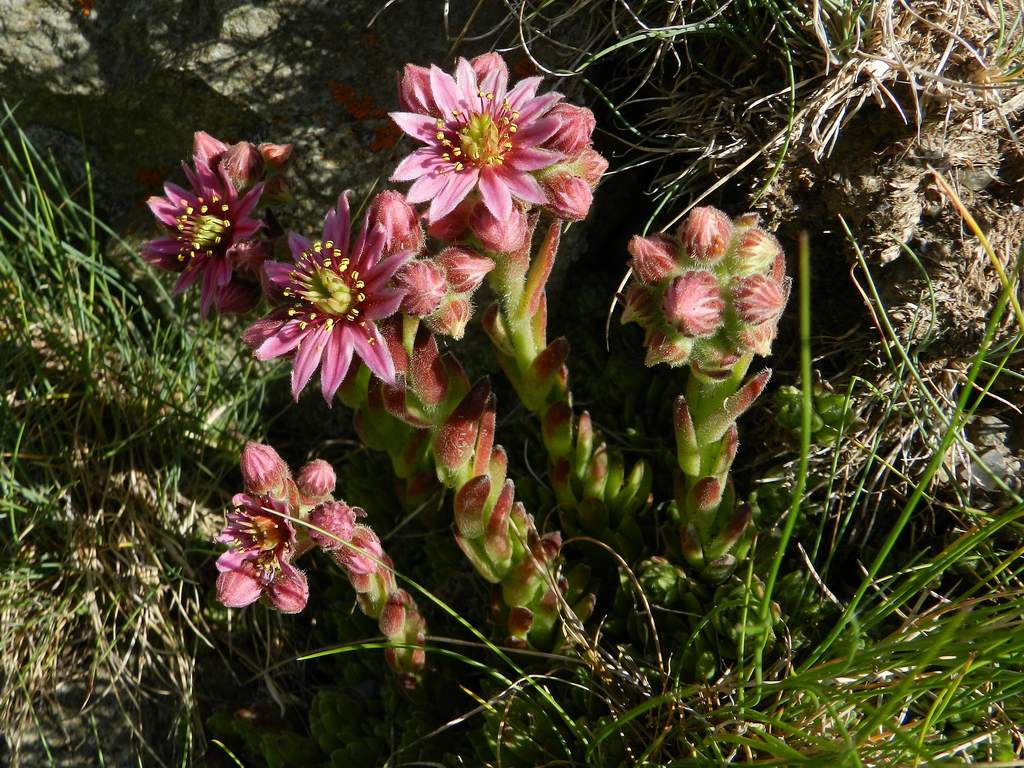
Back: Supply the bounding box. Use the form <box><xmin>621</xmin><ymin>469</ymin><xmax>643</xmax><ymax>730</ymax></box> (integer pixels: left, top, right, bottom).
<box><xmin>175</xmin><ymin>195</ymin><xmax>232</xmax><ymax>261</ymax></box>
<box><xmin>437</xmin><ymin>97</ymin><xmax>519</xmax><ymax>172</ymax></box>
<box><xmin>251</xmin><ymin>514</ymin><xmax>284</xmax><ymax>552</ymax></box>
<box><xmin>283</xmin><ymin>240</ymin><xmax>367</xmax><ymax>327</ymax></box>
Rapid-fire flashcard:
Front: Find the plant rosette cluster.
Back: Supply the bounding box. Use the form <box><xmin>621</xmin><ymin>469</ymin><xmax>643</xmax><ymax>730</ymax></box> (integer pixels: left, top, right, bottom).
<box><xmin>143</xmin><ymin>132</ymin><xmax>292</xmax><ymax>316</ymax></box>
<box><xmin>623</xmin><ymin>207</ymin><xmax>790</xmax><ymax>582</ymax></box>
<box><xmin>215</xmin><ymin>442</ymin><xmax>426</xmax><ymax>681</ymax></box>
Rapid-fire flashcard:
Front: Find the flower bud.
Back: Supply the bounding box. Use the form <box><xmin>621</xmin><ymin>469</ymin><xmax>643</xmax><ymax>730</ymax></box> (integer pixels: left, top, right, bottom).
<box><xmin>427</xmin><ymin>294</ymin><xmax>471</xmax><ymax>339</ymax></box>
<box><xmin>216</xmin><ymin>280</ymin><xmax>261</xmax><ymax>315</ymax></box>
<box><xmin>396</xmin><ymin>260</ymin><xmax>447</xmax><ymax>317</ymax></box>
<box><xmin>731</xmin><ymin>274</ymin><xmax>786</xmax><ymax>325</ymax></box>
<box><xmin>379</xmin><ymin>590</ymin><xmax>411</xmax><ymax>637</ymax></box>
<box><xmin>439</xmin><ymin>246</ymin><xmax>493</xmax><ymax>293</ymax></box>
<box><xmin>369</xmin><ymin>190</ymin><xmax>423</xmax><ymax>255</ymax></box>
<box><xmin>193</xmin><ymin>131</ymin><xmax>228</xmax><ymax>164</ymax></box>
<box><xmin>628</xmin><ymin>234</ymin><xmax>677</xmax><ymax>284</ymax></box>
<box><xmin>220</xmin><ymin>141</ymin><xmax>264</xmax><ymax>193</ymax></box>
<box><xmin>240</xmin><ymin>442</ymin><xmax>289</xmax><ymax>494</ymax></box>
<box><xmin>216</xmin><ymin>565</ymin><xmax>262</xmax><ymax>608</ymax></box>
<box><xmin>543</xmin><ymin>173</ymin><xmax>592</xmax><ymax>221</ymax></box>
<box><xmin>733</xmin><ymin>227</ymin><xmax>782</xmax><ymax>276</ymax></box>
<box><xmin>644</xmin><ymin>331</ymin><xmax>692</xmax><ymax>367</ymax></box>
<box><xmin>576</xmin><ymin>147</ymin><xmax>608</xmax><ymax>188</ymax></box>
<box><xmin>257</xmin><ymin>142</ymin><xmax>292</xmax><ymax>169</ymax></box>
<box><xmin>308</xmin><ymin>500</ymin><xmax>362</xmax><ymax>550</ymax></box>
<box><xmin>296</xmin><ymin>459</ymin><xmax>336</xmax><ymax>501</ymax></box>
<box><xmin>338</xmin><ymin>525</ymin><xmax>385</xmax><ymax>576</ymax></box>
<box><xmin>426</xmin><ymin>199</ymin><xmax>472</xmax><ymax>242</ymax></box>
<box><xmin>470</xmin><ymin>52</ymin><xmax>509</xmax><ymax>88</ymax></box>
<box><xmin>619</xmin><ymin>283</ymin><xmax>656</xmax><ymax>326</ymax></box>
<box><xmin>681</xmin><ymin>206</ymin><xmax>733</xmax><ymax>263</ymax></box>
<box><xmin>545</xmin><ymin>103</ymin><xmax>596</xmax><ymax>156</ymax></box>
<box><xmin>228</xmin><ymin>239</ymin><xmax>270</xmax><ymax>277</ymax></box>
<box><xmin>662</xmin><ymin>271</ymin><xmax>724</xmax><ymax>337</ymax></box>
<box><xmin>398</xmin><ymin>63</ymin><xmax>435</xmax><ymax>114</ymax></box>
<box><xmin>470</xmin><ymin>201</ymin><xmax>528</xmax><ymax>253</ymax></box>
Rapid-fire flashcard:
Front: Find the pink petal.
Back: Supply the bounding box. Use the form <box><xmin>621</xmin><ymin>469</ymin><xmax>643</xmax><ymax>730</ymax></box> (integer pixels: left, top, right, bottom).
<box><xmin>430</xmin><ymin>65</ymin><xmax>463</xmax><ymax>117</ymax></box>
<box><xmin>216</xmin><ymin>549</ymin><xmax>252</xmax><ymax>573</ymax></box>
<box><xmin>216</xmin><ymin>568</ymin><xmax>263</xmax><ymax>608</ymax></box>
<box><xmin>362</xmin><ymin>287</ymin><xmax>405</xmax><ymax>320</ymax></box>
<box><xmin>142</xmin><ymin>236</ymin><xmax>182</xmax><ymax>258</ymax></box>
<box><xmin>147</xmin><ymin>195</ymin><xmax>179</xmax><ymax>227</ymax></box>
<box><xmin>291</xmin><ymin>325</ymin><xmax>330</xmax><ymax>400</ymax></box>
<box><xmin>479</xmin><ymin>63</ymin><xmax>508</xmax><ymax>104</ymax></box>
<box><xmin>406</xmin><ymin>171</ymin><xmax>449</xmax><ymax>205</ymax></box>
<box><xmin>506</xmin><ymin>145</ymin><xmax>562</xmax><ymax>171</ymax></box>
<box><xmin>428</xmin><ymin>169</ymin><xmax>479</xmax><ymax>222</ymax></box>
<box><xmin>510</xmin><ymin>117</ymin><xmax>561</xmax><ymax>149</ymax></box>
<box><xmin>287</xmin><ymin>232</ymin><xmax>312</xmax><ymax>258</ymax></box>
<box><xmin>200</xmin><ymin>264</ymin><xmax>223</xmax><ymax>318</ymax></box>
<box><xmin>243</xmin><ymin>313</ymin><xmax>285</xmax><ymax>350</ymax></box>
<box><xmin>263</xmin><ymin>261</ymin><xmax>293</xmax><ymax>290</ymax></box>
<box><xmin>323</xmin><ymin>192</ymin><xmax>351</xmax><ymax>254</ymax></box>
<box><xmin>164</xmin><ymin>181</ymin><xmax>192</xmax><ymax>206</ymax></box>
<box><xmin>494</xmin><ymin>167</ymin><xmax>547</xmax><ymax>205</ymax></box>
<box><xmin>363</xmin><ymin>250</ymin><xmax>412</xmax><ymax>292</ymax></box>
<box><xmin>390</xmin><ymin>111</ymin><xmax>440</xmax><ymax>143</ymax></box>
<box><xmin>267</xmin><ymin>564</ymin><xmax>308</xmax><ymax>613</ymax></box>
<box><xmin>349</xmin><ymin>323</ymin><xmax>396</xmax><ymax>384</ymax></box>
<box><xmin>172</xmin><ymin>263</ymin><xmax>203</xmax><ymax>295</ymax></box>
<box><xmin>320</xmin><ymin>327</ymin><xmax>355</xmax><ymax>404</ymax></box>
<box><xmin>478</xmin><ymin>167</ymin><xmax>512</xmax><ymax>221</ymax></box>
<box><xmin>391</xmin><ymin>147</ymin><xmax>443</xmax><ymax>182</ymax></box>
<box><xmin>506</xmin><ymin>76</ymin><xmax>542</xmax><ymax>110</ymax></box>
<box><xmin>233</xmin><ymin>219</ymin><xmax>263</xmax><ymax>241</ymax></box>
<box><xmin>193</xmin><ymin>131</ymin><xmax>229</xmax><ymax>164</ymax></box>
<box><xmin>517</xmin><ymin>91</ymin><xmax>563</xmax><ymax>124</ymax></box>
<box><xmin>234</xmin><ymin>182</ymin><xmax>264</xmax><ymax>221</ymax></box>
<box><xmin>255</xmin><ymin>319</ymin><xmax>307</xmax><ymax>360</ymax></box>
<box><xmin>455</xmin><ymin>57</ymin><xmax>479</xmax><ymax>104</ymax></box>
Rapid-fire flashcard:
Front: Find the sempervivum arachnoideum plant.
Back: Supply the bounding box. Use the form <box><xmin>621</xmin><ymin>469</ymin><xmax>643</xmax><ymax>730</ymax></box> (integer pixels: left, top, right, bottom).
<box><xmin>623</xmin><ymin>207</ymin><xmax>790</xmax><ymax>582</ymax></box>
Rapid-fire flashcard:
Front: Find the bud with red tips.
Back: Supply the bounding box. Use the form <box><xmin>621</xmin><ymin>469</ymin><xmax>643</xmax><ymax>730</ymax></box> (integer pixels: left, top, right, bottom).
<box><xmin>398</xmin><ymin>63</ymin><xmax>435</xmax><ymax>114</ymax></box>
<box><xmin>258</xmin><ymin>142</ymin><xmax>292</xmax><ymax>169</ymax></box>
<box><xmin>336</xmin><ymin>524</ymin><xmax>385</xmax><ymax>576</ymax></box>
<box><xmin>731</xmin><ymin>274</ymin><xmax>787</xmax><ymax>325</ymax></box>
<box><xmin>220</xmin><ymin>141</ymin><xmax>264</xmax><ymax>193</ymax></box>
<box><xmin>308</xmin><ymin>500</ymin><xmax>362</xmax><ymax>550</ymax></box>
<box><xmin>732</xmin><ymin>226</ymin><xmax>782</xmax><ymax>276</ymax></box>
<box><xmin>427</xmin><ymin>293</ymin><xmax>471</xmax><ymax>339</ymax></box>
<box><xmin>379</xmin><ymin>589</ymin><xmax>410</xmax><ymax>637</ymax></box>
<box><xmin>576</xmin><ymin>147</ymin><xmax>608</xmax><ymax>188</ymax></box>
<box><xmin>662</xmin><ymin>271</ymin><xmax>725</xmax><ymax>337</ymax></box>
<box><xmin>296</xmin><ymin>459</ymin><xmax>336</xmax><ymax>501</ymax></box>
<box><xmin>545</xmin><ymin>103</ymin><xmax>596</xmax><ymax>156</ymax></box>
<box><xmin>470</xmin><ymin>201</ymin><xmax>529</xmax><ymax>253</ymax></box>
<box><xmin>439</xmin><ymin>246</ymin><xmax>494</xmax><ymax>294</ymax></box>
<box><xmin>240</xmin><ymin>442</ymin><xmax>289</xmax><ymax>495</ymax></box>
<box><xmin>470</xmin><ymin>52</ymin><xmax>509</xmax><ymax>87</ymax></box>
<box><xmin>681</xmin><ymin>206</ymin><xmax>733</xmax><ymax>263</ymax></box>
<box><xmin>396</xmin><ymin>260</ymin><xmax>446</xmax><ymax>317</ymax></box>
<box><xmin>542</xmin><ymin>172</ymin><xmax>593</xmax><ymax>221</ymax></box>
<box><xmin>369</xmin><ymin>190</ymin><xmax>424</xmax><ymax>256</ymax></box>
<box><xmin>628</xmin><ymin>234</ymin><xmax>678</xmax><ymax>285</ymax></box>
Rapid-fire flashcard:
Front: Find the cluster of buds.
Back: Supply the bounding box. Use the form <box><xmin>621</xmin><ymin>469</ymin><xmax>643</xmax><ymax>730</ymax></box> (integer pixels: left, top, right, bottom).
<box><xmin>394</xmin><ymin>246</ymin><xmax>494</xmax><ymax>339</ymax></box>
<box><xmin>143</xmin><ymin>131</ymin><xmax>293</xmax><ymax>316</ymax></box>
<box><xmin>215</xmin><ymin>442</ymin><xmax>426</xmax><ymax>680</ymax></box>
<box><xmin>623</xmin><ymin>207</ymin><xmax>789</xmax><ymax>581</ymax></box>
<box><xmin>623</xmin><ymin>206</ymin><xmax>788</xmax><ymax>374</ymax></box>
<box><xmin>535</xmin><ymin>102</ymin><xmax>607</xmax><ymax>222</ymax></box>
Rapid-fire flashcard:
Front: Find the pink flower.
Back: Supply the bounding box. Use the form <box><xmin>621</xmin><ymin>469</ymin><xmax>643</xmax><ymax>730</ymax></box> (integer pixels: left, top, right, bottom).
<box><xmin>248</xmin><ymin>192</ymin><xmax>410</xmax><ymax>402</ymax></box>
<box><xmin>390</xmin><ymin>56</ymin><xmax>564</xmax><ymax>222</ymax></box>
<box><xmin>143</xmin><ymin>148</ymin><xmax>263</xmax><ymax>317</ymax></box>
<box><xmin>215</xmin><ymin>492</ymin><xmax>308</xmax><ymax>613</ymax></box>
<box><xmin>336</xmin><ymin>524</ymin><xmax>385</xmax><ymax>576</ymax></box>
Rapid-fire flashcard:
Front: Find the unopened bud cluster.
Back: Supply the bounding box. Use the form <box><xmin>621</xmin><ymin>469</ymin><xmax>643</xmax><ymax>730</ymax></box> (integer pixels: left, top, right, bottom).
<box><xmin>623</xmin><ymin>207</ymin><xmax>789</xmax><ymax>376</ymax></box>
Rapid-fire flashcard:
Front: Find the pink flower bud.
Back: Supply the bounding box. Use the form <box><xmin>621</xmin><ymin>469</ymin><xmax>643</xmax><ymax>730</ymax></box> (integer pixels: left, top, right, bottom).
<box><xmin>628</xmin><ymin>234</ymin><xmax>677</xmax><ymax>284</ymax></box>
<box><xmin>543</xmin><ymin>173</ymin><xmax>593</xmax><ymax>221</ymax></box>
<box><xmin>545</xmin><ymin>103</ymin><xmax>596</xmax><ymax>156</ymax></box>
<box><xmin>731</xmin><ymin>274</ymin><xmax>786</xmax><ymax>325</ymax></box>
<box><xmin>662</xmin><ymin>271</ymin><xmax>724</xmax><ymax>337</ymax></box>
<box><xmin>427</xmin><ymin>294</ymin><xmax>471</xmax><ymax>339</ymax></box>
<box><xmin>296</xmin><ymin>459</ymin><xmax>336</xmax><ymax>501</ymax></box>
<box><xmin>240</xmin><ymin>442</ymin><xmax>289</xmax><ymax>494</ymax></box>
<box><xmin>398</xmin><ymin>63</ymin><xmax>435</xmax><ymax>114</ymax></box>
<box><xmin>438</xmin><ymin>246</ymin><xmax>493</xmax><ymax>293</ymax></box>
<box><xmin>620</xmin><ymin>283</ymin><xmax>657</xmax><ymax>327</ymax></box>
<box><xmin>396</xmin><ymin>260</ymin><xmax>447</xmax><ymax>317</ymax></box>
<box><xmin>470</xmin><ymin>52</ymin><xmax>509</xmax><ymax>87</ymax></box>
<box><xmin>228</xmin><ymin>239</ymin><xmax>270</xmax><ymax>277</ymax></box>
<box><xmin>644</xmin><ymin>331</ymin><xmax>693</xmax><ymax>367</ymax></box>
<box><xmin>379</xmin><ymin>590</ymin><xmax>410</xmax><ymax>637</ymax></box>
<box><xmin>576</xmin><ymin>147</ymin><xmax>608</xmax><ymax>188</ymax></box>
<box><xmin>469</xmin><ymin>201</ymin><xmax>528</xmax><ymax>253</ymax></box>
<box><xmin>309</xmin><ymin>500</ymin><xmax>362</xmax><ymax>550</ymax></box>
<box><xmin>338</xmin><ymin>525</ymin><xmax>385</xmax><ymax>576</ymax></box>
<box><xmin>216</xmin><ymin>565</ymin><xmax>262</xmax><ymax>608</ymax></box>
<box><xmin>681</xmin><ymin>206</ymin><xmax>733</xmax><ymax>263</ymax></box>
<box><xmin>257</xmin><ymin>142</ymin><xmax>292</xmax><ymax>169</ymax></box>
<box><xmin>368</xmin><ymin>190</ymin><xmax>424</xmax><ymax>255</ymax></box>
<box><xmin>216</xmin><ymin>280</ymin><xmax>260</xmax><ymax>315</ymax></box>
<box><xmin>220</xmin><ymin>141</ymin><xmax>264</xmax><ymax>193</ymax></box>
<box><xmin>266</xmin><ymin>565</ymin><xmax>309</xmax><ymax>614</ymax></box>
<box><xmin>426</xmin><ymin>198</ymin><xmax>473</xmax><ymax>242</ymax></box>
<box><xmin>243</xmin><ymin>314</ymin><xmax>284</xmax><ymax>350</ymax></box>
<box><xmin>733</xmin><ymin>227</ymin><xmax>782</xmax><ymax>276</ymax></box>
<box><xmin>193</xmin><ymin>131</ymin><xmax>228</xmax><ymax>165</ymax></box>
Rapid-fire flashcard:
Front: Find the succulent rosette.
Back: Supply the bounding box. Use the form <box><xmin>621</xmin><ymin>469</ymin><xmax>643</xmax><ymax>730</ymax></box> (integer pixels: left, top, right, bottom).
<box><xmin>389</xmin><ymin>54</ymin><xmax>564</xmax><ymax>223</ymax></box>
<box><xmin>143</xmin><ymin>136</ymin><xmax>264</xmax><ymax>316</ymax></box>
<box><xmin>245</xmin><ymin>192</ymin><xmax>410</xmax><ymax>402</ymax></box>
<box><xmin>215</xmin><ymin>492</ymin><xmax>308</xmax><ymax>613</ymax></box>
<box><xmin>623</xmin><ymin>207</ymin><xmax>790</xmax><ymax>377</ymax></box>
